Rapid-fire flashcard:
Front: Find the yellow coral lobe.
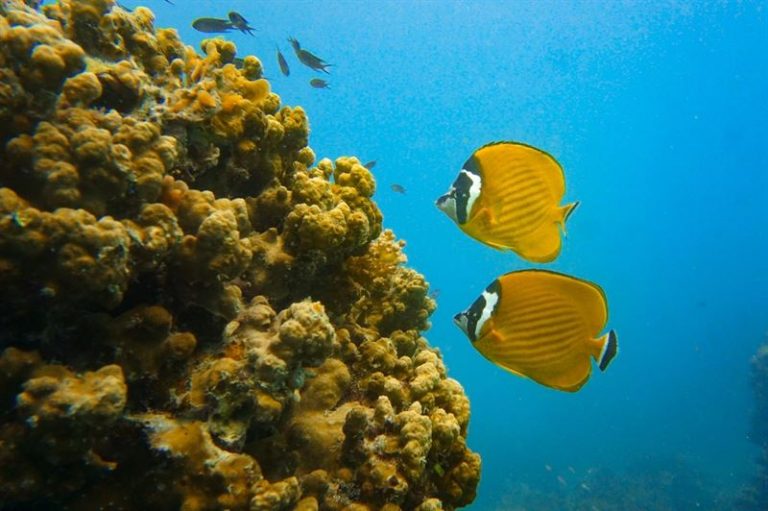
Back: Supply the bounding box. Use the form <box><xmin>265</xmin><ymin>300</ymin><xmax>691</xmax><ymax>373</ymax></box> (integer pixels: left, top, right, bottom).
<box><xmin>132</xmin><ymin>6</ymin><xmax>155</xmax><ymax>26</ymax></box>
<box><xmin>237</xmin><ymin>139</ymin><xmax>257</xmax><ymax>155</ymax></box>
<box><xmin>196</xmin><ymin>89</ymin><xmax>217</xmax><ymax>110</ymax></box>
<box><xmin>241</xmin><ymin>79</ymin><xmax>269</xmax><ymax>102</ymax></box>
<box><xmin>31</xmin><ymin>44</ymin><xmax>65</xmax><ymax>73</ymax></box>
<box><xmin>220</xmin><ymin>92</ymin><xmax>242</xmax><ymax>113</ymax></box>
<box><xmin>152</xmin><ymin>421</ymin><xmax>208</xmax><ymax>461</ymax></box>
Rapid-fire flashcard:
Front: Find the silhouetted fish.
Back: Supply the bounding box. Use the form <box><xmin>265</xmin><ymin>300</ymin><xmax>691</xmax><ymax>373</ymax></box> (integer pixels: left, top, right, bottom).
<box><xmin>228</xmin><ymin>11</ymin><xmax>255</xmax><ymax>35</ymax></box>
<box><xmin>288</xmin><ymin>36</ymin><xmax>301</xmax><ymax>52</ymax></box>
<box><xmin>288</xmin><ymin>36</ymin><xmax>332</xmax><ymax>73</ymax></box>
<box><xmin>309</xmin><ymin>78</ymin><xmax>329</xmax><ymax>89</ymax></box>
<box><xmin>363</xmin><ymin>160</ymin><xmax>376</xmax><ymax>170</ymax></box>
<box><xmin>192</xmin><ymin>18</ymin><xmax>233</xmax><ymax>34</ymax></box>
<box><xmin>276</xmin><ymin>48</ymin><xmax>290</xmax><ymax>76</ymax></box>
<box><xmin>391</xmin><ymin>184</ymin><xmax>406</xmax><ymax>194</ymax></box>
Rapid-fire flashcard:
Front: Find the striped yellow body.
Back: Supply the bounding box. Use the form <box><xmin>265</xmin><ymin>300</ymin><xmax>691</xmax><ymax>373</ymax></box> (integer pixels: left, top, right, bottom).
<box><xmin>474</xmin><ymin>270</ymin><xmax>608</xmax><ymax>392</ymax></box>
<box><xmin>461</xmin><ymin>143</ymin><xmax>576</xmax><ymax>263</ymax></box>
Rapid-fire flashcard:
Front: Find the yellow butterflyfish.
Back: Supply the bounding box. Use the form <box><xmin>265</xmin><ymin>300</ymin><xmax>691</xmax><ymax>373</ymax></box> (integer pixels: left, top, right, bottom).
<box><xmin>453</xmin><ymin>269</ymin><xmax>617</xmax><ymax>392</ymax></box>
<box><xmin>436</xmin><ymin>141</ymin><xmax>578</xmax><ymax>263</ymax></box>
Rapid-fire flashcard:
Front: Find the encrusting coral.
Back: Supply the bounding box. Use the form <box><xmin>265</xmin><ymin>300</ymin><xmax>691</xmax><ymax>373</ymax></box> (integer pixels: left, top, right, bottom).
<box><xmin>0</xmin><ymin>0</ymin><xmax>479</xmax><ymax>509</ymax></box>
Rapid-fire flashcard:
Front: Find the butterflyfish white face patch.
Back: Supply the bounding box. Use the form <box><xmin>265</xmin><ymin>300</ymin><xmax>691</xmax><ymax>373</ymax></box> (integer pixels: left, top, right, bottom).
<box><xmin>474</xmin><ymin>288</ymin><xmax>498</xmax><ymax>341</ymax></box>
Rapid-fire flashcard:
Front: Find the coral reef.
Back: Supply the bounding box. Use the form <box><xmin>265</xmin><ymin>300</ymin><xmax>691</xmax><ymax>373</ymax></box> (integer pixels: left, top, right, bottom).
<box><xmin>0</xmin><ymin>0</ymin><xmax>479</xmax><ymax>509</ymax></box>
<box><xmin>737</xmin><ymin>341</ymin><xmax>768</xmax><ymax>510</ymax></box>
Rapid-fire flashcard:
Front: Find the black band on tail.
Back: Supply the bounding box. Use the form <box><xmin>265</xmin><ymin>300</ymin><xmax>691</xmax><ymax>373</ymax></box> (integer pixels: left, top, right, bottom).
<box><xmin>565</xmin><ymin>201</ymin><xmax>580</xmax><ymax>223</ymax></box>
<box><xmin>599</xmin><ymin>330</ymin><xmax>618</xmax><ymax>372</ymax></box>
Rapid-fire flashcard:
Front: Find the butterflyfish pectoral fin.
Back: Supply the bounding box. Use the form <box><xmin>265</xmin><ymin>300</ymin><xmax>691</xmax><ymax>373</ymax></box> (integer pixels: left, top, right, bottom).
<box><xmin>476</xmin><ymin>206</ymin><xmax>497</xmax><ymax>227</ymax></box>
<box><xmin>557</xmin><ymin>201</ymin><xmax>580</xmax><ymax>235</ymax></box>
<box><xmin>590</xmin><ymin>330</ymin><xmax>618</xmax><ymax>371</ymax></box>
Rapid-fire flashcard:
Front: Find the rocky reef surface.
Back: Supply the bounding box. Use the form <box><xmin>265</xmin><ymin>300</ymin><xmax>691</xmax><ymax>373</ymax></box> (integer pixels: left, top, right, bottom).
<box><xmin>0</xmin><ymin>1</ymin><xmax>480</xmax><ymax>509</ymax></box>
<box><xmin>495</xmin><ymin>456</ymin><xmax>734</xmax><ymax>511</ymax></box>
<box><xmin>738</xmin><ymin>341</ymin><xmax>768</xmax><ymax>510</ymax></box>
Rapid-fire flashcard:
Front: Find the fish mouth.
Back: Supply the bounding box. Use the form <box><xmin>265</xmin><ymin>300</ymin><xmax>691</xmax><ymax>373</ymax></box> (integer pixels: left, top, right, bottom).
<box><xmin>453</xmin><ymin>312</ymin><xmax>469</xmax><ymax>336</ymax></box>
<box><xmin>435</xmin><ymin>193</ymin><xmax>452</xmax><ymax>209</ymax></box>
<box><xmin>435</xmin><ymin>191</ymin><xmax>459</xmax><ymax>223</ymax></box>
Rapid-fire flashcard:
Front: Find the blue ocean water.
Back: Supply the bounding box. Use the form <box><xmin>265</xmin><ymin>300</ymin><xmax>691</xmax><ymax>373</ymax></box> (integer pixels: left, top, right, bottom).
<box><xmin>133</xmin><ymin>0</ymin><xmax>766</xmax><ymax>508</ymax></box>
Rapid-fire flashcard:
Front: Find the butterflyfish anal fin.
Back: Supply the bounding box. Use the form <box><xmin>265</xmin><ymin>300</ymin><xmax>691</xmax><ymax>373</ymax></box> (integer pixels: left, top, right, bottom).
<box><xmin>497</xmin><ymin>363</ymin><xmax>529</xmax><ymax>379</ymax></box>
<box><xmin>513</xmin><ymin>222</ymin><xmax>564</xmax><ymax>263</ymax></box>
<box><xmin>527</xmin><ymin>357</ymin><xmax>592</xmax><ymax>392</ymax></box>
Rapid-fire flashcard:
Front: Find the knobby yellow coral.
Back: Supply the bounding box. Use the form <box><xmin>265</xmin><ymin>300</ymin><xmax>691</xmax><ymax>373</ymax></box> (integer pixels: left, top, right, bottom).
<box><xmin>0</xmin><ymin>0</ymin><xmax>480</xmax><ymax>509</ymax></box>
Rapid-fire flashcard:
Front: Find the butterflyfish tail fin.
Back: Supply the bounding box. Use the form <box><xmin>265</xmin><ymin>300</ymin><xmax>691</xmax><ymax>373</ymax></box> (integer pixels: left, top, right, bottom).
<box><xmin>597</xmin><ymin>330</ymin><xmax>618</xmax><ymax>372</ymax></box>
<box><xmin>558</xmin><ymin>201</ymin><xmax>580</xmax><ymax>235</ymax></box>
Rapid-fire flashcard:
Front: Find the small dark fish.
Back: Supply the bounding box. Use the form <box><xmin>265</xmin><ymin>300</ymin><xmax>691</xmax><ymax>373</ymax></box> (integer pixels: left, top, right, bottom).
<box><xmin>164</xmin><ymin>0</ymin><xmax>174</xmax><ymax>4</ymax></box>
<box><xmin>288</xmin><ymin>37</ymin><xmax>332</xmax><ymax>74</ymax></box>
<box><xmin>429</xmin><ymin>288</ymin><xmax>441</xmax><ymax>300</ymax></box>
<box><xmin>391</xmin><ymin>184</ymin><xmax>406</xmax><ymax>194</ymax></box>
<box><xmin>310</xmin><ymin>78</ymin><xmax>330</xmax><ymax>89</ymax></box>
<box><xmin>288</xmin><ymin>36</ymin><xmax>301</xmax><ymax>52</ymax></box>
<box><xmin>228</xmin><ymin>11</ymin><xmax>255</xmax><ymax>36</ymax></box>
<box><xmin>276</xmin><ymin>48</ymin><xmax>290</xmax><ymax>76</ymax></box>
<box><xmin>192</xmin><ymin>18</ymin><xmax>234</xmax><ymax>34</ymax></box>
<box><xmin>298</xmin><ymin>49</ymin><xmax>332</xmax><ymax>73</ymax></box>
<box><xmin>363</xmin><ymin>160</ymin><xmax>376</xmax><ymax>170</ymax></box>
